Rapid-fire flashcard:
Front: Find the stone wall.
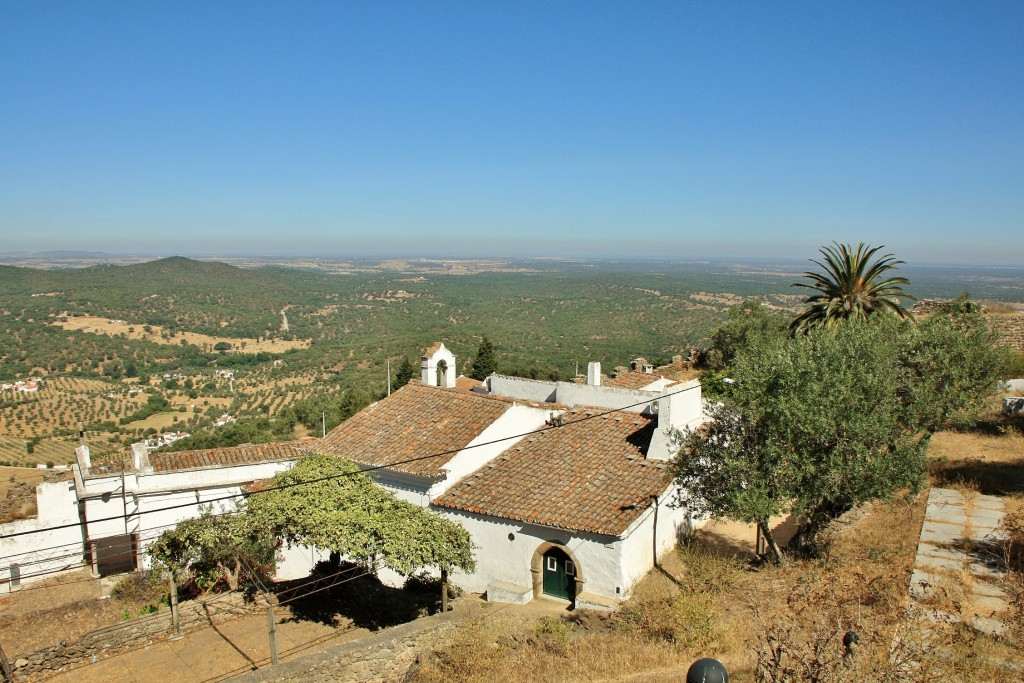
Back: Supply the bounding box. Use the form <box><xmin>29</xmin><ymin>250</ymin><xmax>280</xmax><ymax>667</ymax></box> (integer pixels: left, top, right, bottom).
<box><xmin>12</xmin><ymin>591</ymin><xmax>266</xmax><ymax>679</ymax></box>
<box><xmin>990</xmin><ymin>316</ymin><xmax>1024</xmax><ymax>354</ymax></box>
<box><xmin>230</xmin><ymin>609</ymin><xmax>462</xmax><ymax>683</ymax></box>
<box><xmin>912</xmin><ymin>300</ymin><xmax>1024</xmax><ymax>354</ymax></box>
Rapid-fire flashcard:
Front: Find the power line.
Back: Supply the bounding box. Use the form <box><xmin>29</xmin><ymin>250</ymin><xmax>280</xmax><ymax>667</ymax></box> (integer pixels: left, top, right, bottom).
<box><xmin>0</xmin><ymin>383</ymin><xmax>698</xmax><ymax>550</ymax></box>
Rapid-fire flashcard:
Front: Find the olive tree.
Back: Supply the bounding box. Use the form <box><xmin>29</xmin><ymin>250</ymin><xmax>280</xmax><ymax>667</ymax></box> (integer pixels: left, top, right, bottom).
<box><xmin>672</xmin><ymin>304</ymin><xmax>1001</xmax><ymax>562</ymax></box>
<box><xmin>247</xmin><ymin>454</ymin><xmax>475</xmax><ymax>576</ymax></box>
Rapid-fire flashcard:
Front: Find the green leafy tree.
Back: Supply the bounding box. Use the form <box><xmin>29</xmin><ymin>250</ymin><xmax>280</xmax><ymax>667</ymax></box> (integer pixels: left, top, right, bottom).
<box><xmin>469</xmin><ymin>337</ymin><xmax>497</xmax><ymax>381</ymax></box>
<box><xmin>394</xmin><ymin>357</ymin><xmax>416</xmax><ymax>388</ymax></box>
<box><xmin>900</xmin><ymin>295</ymin><xmax>1004</xmax><ymax>439</ymax></box>
<box><xmin>247</xmin><ymin>454</ymin><xmax>475</xmax><ymax>575</ymax></box>
<box><xmin>790</xmin><ymin>242</ymin><xmax>914</xmax><ymax>334</ymax></box>
<box><xmin>702</xmin><ymin>300</ymin><xmax>788</xmax><ymax>372</ymax></box>
<box><xmin>673</xmin><ymin>310</ymin><xmax>1000</xmax><ymax>562</ymax></box>
<box><xmin>148</xmin><ymin>507</ymin><xmax>276</xmax><ymax>594</ymax></box>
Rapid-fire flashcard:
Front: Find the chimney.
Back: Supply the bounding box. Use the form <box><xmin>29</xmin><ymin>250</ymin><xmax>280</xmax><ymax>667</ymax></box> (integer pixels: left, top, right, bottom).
<box><xmin>587</xmin><ymin>361</ymin><xmax>601</xmax><ymax>386</ymax></box>
<box><xmin>75</xmin><ymin>444</ymin><xmax>91</xmax><ymax>472</ymax></box>
<box><xmin>647</xmin><ymin>380</ymin><xmax>703</xmax><ymax>461</ymax></box>
<box><xmin>132</xmin><ymin>443</ymin><xmax>152</xmax><ymax>471</ymax></box>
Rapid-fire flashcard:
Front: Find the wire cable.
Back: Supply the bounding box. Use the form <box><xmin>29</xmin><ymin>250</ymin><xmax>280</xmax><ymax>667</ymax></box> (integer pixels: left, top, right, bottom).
<box><xmin>1</xmin><ymin>382</ymin><xmax>697</xmax><ymax>546</ymax></box>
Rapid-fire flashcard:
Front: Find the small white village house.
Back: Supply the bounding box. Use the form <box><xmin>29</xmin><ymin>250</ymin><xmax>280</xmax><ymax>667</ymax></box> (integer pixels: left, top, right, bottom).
<box><xmin>319</xmin><ymin>343</ymin><xmax>709</xmax><ymax>606</ymax></box>
<box><xmin>3</xmin><ymin>342</ymin><xmax>708</xmax><ymax>607</ymax></box>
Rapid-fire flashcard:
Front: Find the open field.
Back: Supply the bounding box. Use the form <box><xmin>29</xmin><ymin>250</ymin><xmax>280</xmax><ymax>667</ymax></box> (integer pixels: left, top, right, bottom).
<box><xmin>52</xmin><ymin>315</ymin><xmax>310</xmax><ymax>353</ymax></box>
<box><xmin>0</xmin><ymin>376</ymin><xmax>146</xmax><ymax>439</ymax></box>
<box><xmin>2</xmin><ymin>256</ymin><xmax>1022</xmax><ymax>461</ymax></box>
<box><xmin>0</xmin><ymin>465</ymin><xmax>49</xmax><ymax>498</ymax></box>
<box><xmin>0</xmin><ymin>436</ymin><xmax>80</xmax><ymax>467</ymax></box>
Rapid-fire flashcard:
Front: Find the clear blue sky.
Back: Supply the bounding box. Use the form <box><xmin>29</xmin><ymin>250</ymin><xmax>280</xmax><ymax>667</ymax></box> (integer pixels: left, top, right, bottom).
<box><xmin>2</xmin><ymin>1</ymin><xmax>1022</xmax><ymax>265</ymax></box>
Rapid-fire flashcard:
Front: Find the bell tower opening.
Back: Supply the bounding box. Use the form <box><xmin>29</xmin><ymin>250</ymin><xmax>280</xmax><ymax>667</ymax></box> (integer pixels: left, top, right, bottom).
<box><xmin>421</xmin><ymin>342</ymin><xmax>457</xmax><ymax>388</ymax></box>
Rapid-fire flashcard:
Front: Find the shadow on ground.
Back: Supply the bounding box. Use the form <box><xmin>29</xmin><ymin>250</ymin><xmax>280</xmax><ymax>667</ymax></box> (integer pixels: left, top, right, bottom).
<box><xmin>273</xmin><ymin>562</ymin><xmax>444</xmax><ymax>630</ymax></box>
<box><xmin>930</xmin><ymin>458</ymin><xmax>1024</xmax><ymax>496</ymax></box>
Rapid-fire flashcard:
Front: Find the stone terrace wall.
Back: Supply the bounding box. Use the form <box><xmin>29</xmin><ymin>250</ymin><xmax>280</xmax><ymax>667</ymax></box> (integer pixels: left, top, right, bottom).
<box><xmin>912</xmin><ymin>300</ymin><xmax>1024</xmax><ymax>354</ymax></box>
<box><xmin>230</xmin><ymin>609</ymin><xmax>463</xmax><ymax>683</ymax></box>
<box><xmin>990</xmin><ymin>316</ymin><xmax>1024</xmax><ymax>354</ymax></box>
<box><xmin>12</xmin><ymin>591</ymin><xmax>266</xmax><ymax>680</ymax></box>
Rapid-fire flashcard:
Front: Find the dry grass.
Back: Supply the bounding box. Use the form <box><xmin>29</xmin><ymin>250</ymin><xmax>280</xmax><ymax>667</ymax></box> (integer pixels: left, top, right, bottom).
<box><xmin>929</xmin><ymin>410</ymin><xmax>1024</xmax><ymax>496</ymax></box>
<box><xmin>51</xmin><ymin>315</ymin><xmax>310</xmax><ymax>352</ymax></box>
<box><xmin>415</xmin><ymin>455</ymin><xmax>1024</xmax><ymax>683</ymax></box>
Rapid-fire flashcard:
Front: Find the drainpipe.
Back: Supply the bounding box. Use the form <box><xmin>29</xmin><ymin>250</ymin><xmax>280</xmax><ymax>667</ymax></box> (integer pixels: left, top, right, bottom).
<box><xmin>651</xmin><ymin>494</ymin><xmax>659</xmax><ymax>568</ymax></box>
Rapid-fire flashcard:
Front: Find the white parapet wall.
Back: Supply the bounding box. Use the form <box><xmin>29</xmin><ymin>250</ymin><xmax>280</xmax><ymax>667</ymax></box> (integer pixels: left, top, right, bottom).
<box><xmin>78</xmin><ymin>459</ymin><xmax>300</xmax><ymax>574</ymax></box>
<box><xmin>487</xmin><ymin>375</ymin><xmax>558</xmax><ymax>403</ymax></box>
<box><xmin>0</xmin><ymin>480</ymin><xmax>84</xmax><ymax>593</ymax></box>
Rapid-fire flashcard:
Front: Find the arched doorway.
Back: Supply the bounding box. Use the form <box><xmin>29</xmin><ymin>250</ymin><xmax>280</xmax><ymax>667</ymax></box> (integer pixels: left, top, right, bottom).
<box><xmin>531</xmin><ymin>542</ymin><xmax>584</xmax><ymax>604</ymax></box>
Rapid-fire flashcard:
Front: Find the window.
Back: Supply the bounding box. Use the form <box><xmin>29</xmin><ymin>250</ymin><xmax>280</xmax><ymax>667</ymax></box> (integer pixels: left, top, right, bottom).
<box><xmin>547</xmin><ymin>556</ymin><xmax>557</xmax><ymax>571</ymax></box>
<box><xmin>564</xmin><ymin>560</ymin><xmax>576</xmax><ymax>577</ymax></box>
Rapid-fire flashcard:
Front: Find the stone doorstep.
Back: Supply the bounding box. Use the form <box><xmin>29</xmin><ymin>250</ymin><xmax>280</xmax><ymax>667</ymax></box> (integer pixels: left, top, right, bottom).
<box><xmin>575</xmin><ymin>591</ymin><xmax>618</xmax><ymax>612</ymax></box>
<box><xmin>485</xmin><ymin>580</ymin><xmax>533</xmax><ymax>605</ymax></box>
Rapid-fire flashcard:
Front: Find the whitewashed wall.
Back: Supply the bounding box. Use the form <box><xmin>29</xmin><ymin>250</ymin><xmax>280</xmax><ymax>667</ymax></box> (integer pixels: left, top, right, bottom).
<box><xmin>487</xmin><ymin>375</ymin><xmax>558</xmax><ymax>402</ymax></box>
<box><xmin>431</xmin><ymin>404</ymin><xmax>556</xmax><ymax>498</ymax></box>
<box><xmin>618</xmin><ymin>485</ymin><xmax>705</xmax><ymax>595</ymax></box>
<box><xmin>438</xmin><ymin>508</ymin><xmax>626</xmax><ymax>600</ymax></box>
<box><xmin>0</xmin><ymin>481</ymin><xmax>84</xmax><ymax>593</ymax></box>
<box><xmin>78</xmin><ymin>460</ymin><xmax>298</xmax><ymax>573</ymax></box>
<box><xmin>551</xmin><ymin>382</ymin><xmax>657</xmax><ymax>413</ymax></box>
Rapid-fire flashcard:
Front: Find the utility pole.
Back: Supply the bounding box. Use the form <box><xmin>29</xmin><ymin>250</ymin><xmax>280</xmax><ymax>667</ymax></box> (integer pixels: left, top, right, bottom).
<box><xmin>0</xmin><ymin>639</ymin><xmax>14</xmax><ymax>683</ymax></box>
<box><xmin>169</xmin><ymin>572</ymin><xmax>181</xmax><ymax>638</ymax></box>
<box><xmin>321</xmin><ymin>412</ymin><xmax>326</xmax><ymax>438</ymax></box>
<box><xmin>387</xmin><ymin>360</ymin><xmax>392</xmax><ymax>396</ymax></box>
<box><xmin>441</xmin><ymin>568</ymin><xmax>449</xmax><ymax>613</ymax></box>
<box><xmin>267</xmin><ymin>595</ymin><xmax>280</xmax><ymax>666</ymax></box>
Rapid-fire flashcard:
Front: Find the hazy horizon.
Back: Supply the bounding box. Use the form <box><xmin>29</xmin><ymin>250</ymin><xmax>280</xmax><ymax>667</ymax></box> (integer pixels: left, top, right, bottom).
<box><xmin>4</xmin><ymin>2</ymin><xmax>1022</xmax><ymax>267</ymax></box>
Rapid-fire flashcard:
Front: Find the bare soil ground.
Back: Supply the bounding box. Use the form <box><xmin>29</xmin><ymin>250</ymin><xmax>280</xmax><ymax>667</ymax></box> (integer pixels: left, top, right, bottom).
<box><xmin>0</xmin><ymin>466</ymin><xmax>47</xmax><ymax>499</ymax></box>
<box><xmin>51</xmin><ymin>316</ymin><xmax>310</xmax><ymax>353</ymax></box>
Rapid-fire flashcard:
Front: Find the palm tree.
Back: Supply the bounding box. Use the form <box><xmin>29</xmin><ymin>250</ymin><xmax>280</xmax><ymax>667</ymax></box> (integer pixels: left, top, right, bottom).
<box><xmin>790</xmin><ymin>242</ymin><xmax>914</xmax><ymax>333</ymax></box>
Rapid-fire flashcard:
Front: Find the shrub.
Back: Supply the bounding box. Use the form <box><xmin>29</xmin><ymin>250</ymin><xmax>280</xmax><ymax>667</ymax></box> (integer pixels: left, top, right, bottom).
<box><xmin>111</xmin><ymin>570</ymin><xmax>167</xmax><ymax>606</ymax></box>
<box><xmin>614</xmin><ymin>592</ymin><xmax>717</xmax><ymax>648</ymax></box>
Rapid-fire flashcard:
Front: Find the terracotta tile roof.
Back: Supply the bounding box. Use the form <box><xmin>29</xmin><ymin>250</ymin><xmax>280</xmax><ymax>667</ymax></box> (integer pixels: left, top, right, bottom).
<box><xmin>433</xmin><ymin>410</ymin><xmax>671</xmax><ymax>536</ymax></box>
<box><xmin>320</xmin><ymin>383</ymin><xmax>512</xmax><ymax>478</ymax></box>
<box><xmin>603</xmin><ymin>371</ymin><xmax>664</xmax><ymax>390</ymax></box>
<box><xmin>149</xmin><ymin>439</ymin><xmax>319</xmax><ymax>473</ymax></box>
<box><xmin>455</xmin><ymin>375</ymin><xmax>485</xmax><ymax>392</ymax></box>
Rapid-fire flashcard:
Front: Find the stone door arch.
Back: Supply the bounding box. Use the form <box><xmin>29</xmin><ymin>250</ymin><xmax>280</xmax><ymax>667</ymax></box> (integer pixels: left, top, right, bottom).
<box><xmin>530</xmin><ymin>541</ymin><xmax>585</xmax><ymax>605</ymax></box>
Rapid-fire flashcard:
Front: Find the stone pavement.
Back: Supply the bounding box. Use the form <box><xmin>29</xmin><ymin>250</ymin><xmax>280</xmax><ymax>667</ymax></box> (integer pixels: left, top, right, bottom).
<box><xmin>908</xmin><ymin>487</ymin><xmax>1011</xmax><ymax>635</ymax></box>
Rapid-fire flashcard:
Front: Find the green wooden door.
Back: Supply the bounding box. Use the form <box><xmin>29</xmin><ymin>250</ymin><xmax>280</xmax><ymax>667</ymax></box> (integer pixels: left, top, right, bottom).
<box><xmin>541</xmin><ymin>547</ymin><xmax>576</xmax><ymax>600</ymax></box>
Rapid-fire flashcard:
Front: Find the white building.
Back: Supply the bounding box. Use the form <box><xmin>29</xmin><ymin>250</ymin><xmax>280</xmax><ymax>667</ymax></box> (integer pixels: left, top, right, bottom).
<box><xmin>318</xmin><ymin>345</ymin><xmax>709</xmax><ymax>607</ymax></box>
<box><xmin>3</xmin><ymin>344</ymin><xmax>708</xmax><ymax>606</ymax></box>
